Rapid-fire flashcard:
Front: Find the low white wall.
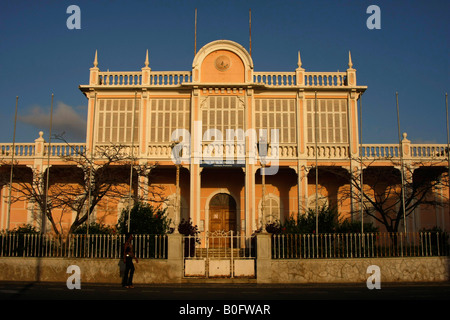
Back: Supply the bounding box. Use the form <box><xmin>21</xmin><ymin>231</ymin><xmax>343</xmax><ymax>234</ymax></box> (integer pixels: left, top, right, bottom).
<box><xmin>0</xmin><ymin>257</ymin><xmax>182</xmax><ymax>284</ymax></box>
<box><xmin>1</xmin><ymin>256</ymin><xmax>448</xmax><ymax>284</ymax></box>
<box><xmin>266</xmin><ymin>257</ymin><xmax>450</xmax><ymax>283</ymax></box>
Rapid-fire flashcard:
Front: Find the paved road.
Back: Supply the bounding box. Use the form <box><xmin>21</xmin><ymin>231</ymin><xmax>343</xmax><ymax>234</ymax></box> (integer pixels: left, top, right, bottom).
<box><xmin>1</xmin><ymin>281</ymin><xmax>449</xmax><ymax>300</ymax></box>
<box><xmin>4</xmin><ymin>281</ymin><xmax>450</xmax><ymax>298</ymax></box>
<box><xmin>1</xmin><ymin>281</ymin><xmax>448</xmax><ymax>318</ymax></box>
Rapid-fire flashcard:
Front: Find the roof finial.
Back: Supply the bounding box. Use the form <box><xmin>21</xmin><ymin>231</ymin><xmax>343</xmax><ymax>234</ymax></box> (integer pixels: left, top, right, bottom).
<box><xmin>145</xmin><ymin>49</ymin><xmax>149</xmax><ymax>67</ymax></box>
<box><xmin>93</xmin><ymin>50</ymin><xmax>98</xmax><ymax>68</ymax></box>
<box><xmin>297</xmin><ymin>51</ymin><xmax>302</xmax><ymax>68</ymax></box>
<box><xmin>348</xmin><ymin>51</ymin><xmax>353</xmax><ymax>69</ymax></box>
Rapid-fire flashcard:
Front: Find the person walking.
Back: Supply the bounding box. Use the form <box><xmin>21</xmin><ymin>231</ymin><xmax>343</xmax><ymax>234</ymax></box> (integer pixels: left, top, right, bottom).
<box><xmin>122</xmin><ymin>233</ymin><xmax>138</xmax><ymax>288</ymax></box>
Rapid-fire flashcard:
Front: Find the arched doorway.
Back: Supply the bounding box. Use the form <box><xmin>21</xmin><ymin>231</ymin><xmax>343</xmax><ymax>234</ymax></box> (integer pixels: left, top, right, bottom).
<box><xmin>208</xmin><ymin>193</ymin><xmax>237</xmax><ymax>233</ymax></box>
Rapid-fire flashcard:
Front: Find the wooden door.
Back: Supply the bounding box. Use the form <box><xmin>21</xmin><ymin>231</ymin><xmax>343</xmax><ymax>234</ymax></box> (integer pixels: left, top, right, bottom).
<box><xmin>209</xmin><ymin>193</ymin><xmax>237</xmax><ymax>248</ymax></box>
<box><xmin>209</xmin><ymin>208</ymin><xmax>236</xmax><ymax>233</ymax></box>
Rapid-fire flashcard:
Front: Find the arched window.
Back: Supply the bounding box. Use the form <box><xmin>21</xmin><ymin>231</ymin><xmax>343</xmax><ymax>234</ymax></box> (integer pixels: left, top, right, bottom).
<box><xmin>259</xmin><ymin>194</ymin><xmax>281</xmax><ymax>223</ymax></box>
<box><xmin>307</xmin><ymin>194</ymin><xmax>329</xmax><ymax>211</ymax></box>
<box><xmin>165</xmin><ymin>193</ymin><xmax>188</xmax><ymax>225</ymax></box>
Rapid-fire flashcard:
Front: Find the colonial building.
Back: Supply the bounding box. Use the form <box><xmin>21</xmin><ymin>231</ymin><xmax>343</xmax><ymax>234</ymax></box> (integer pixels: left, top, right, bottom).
<box><xmin>1</xmin><ymin>40</ymin><xmax>449</xmax><ymax>235</ymax></box>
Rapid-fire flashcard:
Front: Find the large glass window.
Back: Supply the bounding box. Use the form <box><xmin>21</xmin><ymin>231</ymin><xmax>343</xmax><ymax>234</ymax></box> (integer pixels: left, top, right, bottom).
<box><xmin>149</xmin><ymin>99</ymin><xmax>190</xmax><ymax>143</ymax></box>
<box><xmin>96</xmin><ymin>99</ymin><xmax>140</xmax><ymax>144</ymax></box>
<box><xmin>202</xmin><ymin>96</ymin><xmax>244</xmax><ymax>140</ymax></box>
<box><xmin>255</xmin><ymin>99</ymin><xmax>296</xmax><ymax>143</ymax></box>
<box><xmin>306</xmin><ymin>99</ymin><xmax>348</xmax><ymax>144</ymax></box>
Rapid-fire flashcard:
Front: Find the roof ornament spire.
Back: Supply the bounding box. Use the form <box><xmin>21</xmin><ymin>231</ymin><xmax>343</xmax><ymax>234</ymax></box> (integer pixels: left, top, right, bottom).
<box><xmin>145</xmin><ymin>49</ymin><xmax>149</xmax><ymax>67</ymax></box>
<box><xmin>93</xmin><ymin>50</ymin><xmax>98</xmax><ymax>68</ymax></box>
<box><xmin>348</xmin><ymin>51</ymin><xmax>353</xmax><ymax>69</ymax></box>
<box><xmin>297</xmin><ymin>51</ymin><xmax>302</xmax><ymax>68</ymax></box>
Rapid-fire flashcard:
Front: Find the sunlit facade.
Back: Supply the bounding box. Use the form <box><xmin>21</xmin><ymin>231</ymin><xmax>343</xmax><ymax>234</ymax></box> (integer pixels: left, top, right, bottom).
<box><xmin>1</xmin><ymin>40</ymin><xmax>449</xmax><ymax>235</ymax></box>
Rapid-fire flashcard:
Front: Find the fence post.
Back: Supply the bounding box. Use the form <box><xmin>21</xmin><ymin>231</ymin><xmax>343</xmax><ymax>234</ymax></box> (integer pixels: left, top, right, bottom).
<box><xmin>167</xmin><ymin>233</ymin><xmax>183</xmax><ymax>282</ymax></box>
<box><xmin>256</xmin><ymin>233</ymin><xmax>272</xmax><ymax>283</ymax></box>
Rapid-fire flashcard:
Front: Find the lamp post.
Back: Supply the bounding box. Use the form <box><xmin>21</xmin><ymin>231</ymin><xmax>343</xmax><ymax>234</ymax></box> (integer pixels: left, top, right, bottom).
<box><xmin>257</xmin><ymin>137</ymin><xmax>269</xmax><ymax>233</ymax></box>
<box><xmin>171</xmin><ymin>140</ymin><xmax>183</xmax><ymax>234</ymax></box>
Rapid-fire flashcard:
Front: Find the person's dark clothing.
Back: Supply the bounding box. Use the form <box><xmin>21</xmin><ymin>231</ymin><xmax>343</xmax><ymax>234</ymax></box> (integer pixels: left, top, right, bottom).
<box><xmin>122</xmin><ymin>255</ymin><xmax>135</xmax><ymax>287</ymax></box>
<box><xmin>122</xmin><ymin>242</ymin><xmax>135</xmax><ymax>287</ymax></box>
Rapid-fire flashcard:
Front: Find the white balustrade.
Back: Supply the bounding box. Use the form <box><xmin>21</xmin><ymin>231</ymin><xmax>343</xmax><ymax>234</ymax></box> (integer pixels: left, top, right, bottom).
<box><xmin>253</xmin><ymin>72</ymin><xmax>297</xmax><ymax>87</ymax></box>
<box><xmin>304</xmin><ymin>72</ymin><xmax>346</xmax><ymax>87</ymax></box>
<box><xmin>0</xmin><ymin>143</ymin><xmax>35</xmax><ymax>157</ymax></box>
<box><xmin>94</xmin><ymin>63</ymin><xmax>353</xmax><ymax>88</ymax></box>
<box><xmin>45</xmin><ymin>143</ymin><xmax>86</xmax><ymax>157</ymax></box>
<box><xmin>253</xmin><ymin>71</ymin><xmax>347</xmax><ymax>87</ymax></box>
<box><xmin>97</xmin><ymin>71</ymin><xmax>192</xmax><ymax>87</ymax></box>
<box><xmin>149</xmin><ymin>71</ymin><xmax>192</xmax><ymax>86</ymax></box>
<box><xmin>94</xmin><ymin>144</ymin><xmax>139</xmax><ymax>158</ymax></box>
<box><xmin>268</xmin><ymin>144</ymin><xmax>298</xmax><ymax>159</ymax></box>
<box><xmin>2</xmin><ymin>140</ymin><xmax>448</xmax><ymax>163</ymax></box>
<box><xmin>148</xmin><ymin>144</ymin><xmax>173</xmax><ymax>158</ymax></box>
<box><xmin>360</xmin><ymin>144</ymin><xmax>399</xmax><ymax>158</ymax></box>
<box><xmin>96</xmin><ymin>70</ymin><xmax>350</xmax><ymax>88</ymax></box>
<box><xmin>99</xmin><ymin>72</ymin><xmax>142</xmax><ymax>86</ymax></box>
<box><xmin>410</xmin><ymin>144</ymin><xmax>447</xmax><ymax>159</ymax></box>
<box><xmin>306</xmin><ymin>144</ymin><xmax>349</xmax><ymax>159</ymax></box>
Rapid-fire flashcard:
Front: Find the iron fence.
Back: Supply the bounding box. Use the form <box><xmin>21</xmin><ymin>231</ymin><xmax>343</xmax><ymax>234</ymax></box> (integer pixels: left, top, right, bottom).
<box><xmin>271</xmin><ymin>232</ymin><xmax>450</xmax><ymax>259</ymax></box>
<box><xmin>0</xmin><ymin>233</ymin><xmax>167</xmax><ymax>259</ymax></box>
<box><xmin>2</xmin><ymin>231</ymin><xmax>448</xmax><ymax>260</ymax></box>
<box><xmin>183</xmin><ymin>231</ymin><xmax>256</xmax><ymax>259</ymax></box>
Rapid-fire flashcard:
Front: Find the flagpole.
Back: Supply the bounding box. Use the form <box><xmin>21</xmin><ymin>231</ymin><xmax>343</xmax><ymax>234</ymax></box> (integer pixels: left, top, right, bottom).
<box><xmin>43</xmin><ymin>93</ymin><xmax>54</xmax><ymax>234</ymax></box>
<box><xmin>314</xmin><ymin>91</ymin><xmax>319</xmax><ymax>235</ymax></box>
<box><xmin>7</xmin><ymin>96</ymin><xmax>19</xmax><ymax>231</ymax></box>
<box><xmin>445</xmin><ymin>93</ymin><xmax>449</xmax><ymax>225</ymax></box>
<box><xmin>347</xmin><ymin>95</ymin><xmax>354</xmax><ymax>221</ymax></box>
<box><xmin>249</xmin><ymin>9</ymin><xmax>252</xmax><ymax>56</ymax></box>
<box><xmin>194</xmin><ymin>8</ymin><xmax>197</xmax><ymax>56</ymax></box>
<box><xmin>127</xmin><ymin>91</ymin><xmax>137</xmax><ymax>233</ymax></box>
<box><xmin>87</xmin><ymin>92</ymin><xmax>97</xmax><ymax>236</ymax></box>
<box><xmin>359</xmin><ymin>94</ymin><xmax>364</xmax><ymax>234</ymax></box>
<box><xmin>396</xmin><ymin>92</ymin><xmax>407</xmax><ymax>234</ymax></box>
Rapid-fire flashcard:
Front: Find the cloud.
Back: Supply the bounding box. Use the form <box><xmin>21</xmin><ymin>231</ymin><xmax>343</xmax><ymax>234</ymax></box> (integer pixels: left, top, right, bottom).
<box><xmin>19</xmin><ymin>102</ymin><xmax>87</xmax><ymax>141</ymax></box>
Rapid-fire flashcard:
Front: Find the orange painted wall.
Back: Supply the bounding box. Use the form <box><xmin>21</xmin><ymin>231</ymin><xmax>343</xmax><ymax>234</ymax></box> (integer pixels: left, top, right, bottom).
<box><xmin>200</xmin><ymin>50</ymin><xmax>245</xmax><ymax>83</ymax></box>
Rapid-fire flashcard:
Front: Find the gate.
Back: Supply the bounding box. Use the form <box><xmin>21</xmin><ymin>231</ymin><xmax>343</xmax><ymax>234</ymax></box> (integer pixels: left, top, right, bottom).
<box><xmin>183</xmin><ymin>231</ymin><xmax>256</xmax><ymax>279</ymax></box>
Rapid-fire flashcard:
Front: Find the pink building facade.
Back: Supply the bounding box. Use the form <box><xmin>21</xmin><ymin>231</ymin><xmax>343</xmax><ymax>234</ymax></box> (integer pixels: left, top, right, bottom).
<box><xmin>1</xmin><ymin>40</ymin><xmax>449</xmax><ymax>235</ymax></box>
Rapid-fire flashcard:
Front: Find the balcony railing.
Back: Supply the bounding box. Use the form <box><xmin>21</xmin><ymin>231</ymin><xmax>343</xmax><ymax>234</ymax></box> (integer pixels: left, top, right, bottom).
<box><xmin>304</xmin><ymin>72</ymin><xmax>347</xmax><ymax>87</ymax></box>
<box><xmin>93</xmin><ymin>70</ymin><xmax>351</xmax><ymax>88</ymax></box>
<box><xmin>97</xmin><ymin>71</ymin><xmax>192</xmax><ymax>87</ymax></box>
<box><xmin>360</xmin><ymin>144</ymin><xmax>399</xmax><ymax>158</ymax></box>
<box><xmin>99</xmin><ymin>72</ymin><xmax>142</xmax><ymax>86</ymax></box>
<box><xmin>149</xmin><ymin>71</ymin><xmax>192</xmax><ymax>86</ymax></box>
<box><xmin>306</xmin><ymin>144</ymin><xmax>349</xmax><ymax>159</ymax></box>
<box><xmin>1</xmin><ymin>141</ymin><xmax>448</xmax><ymax>162</ymax></box>
<box><xmin>253</xmin><ymin>72</ymin><xmax>297</xmax><ymax>87</ymax></box>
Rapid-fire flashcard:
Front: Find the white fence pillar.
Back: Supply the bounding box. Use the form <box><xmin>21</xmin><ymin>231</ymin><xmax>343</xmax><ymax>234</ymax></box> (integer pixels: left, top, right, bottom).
<box><xmin>256</xmin><ymin>233</ymin><xmax>272</xmax><ymax>283</ymax></box>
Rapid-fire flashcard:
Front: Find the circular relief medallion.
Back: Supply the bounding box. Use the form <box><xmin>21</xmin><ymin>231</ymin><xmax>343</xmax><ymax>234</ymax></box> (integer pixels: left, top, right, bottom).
<box><xmin>214</xmin><ymin>55</ymin><xmax>231</xmax><ymax>71</ymax></box>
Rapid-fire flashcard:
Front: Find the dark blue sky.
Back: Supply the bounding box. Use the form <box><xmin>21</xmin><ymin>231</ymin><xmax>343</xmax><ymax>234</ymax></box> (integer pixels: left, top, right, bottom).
<box><xmin>0</xmin><ymin>0</ymin><xmax>448</xmax><ymax>143</ymax></box>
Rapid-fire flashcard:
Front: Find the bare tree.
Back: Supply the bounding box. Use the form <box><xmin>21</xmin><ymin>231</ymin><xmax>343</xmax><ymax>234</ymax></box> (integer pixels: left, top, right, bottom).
<box><xmin>323</xmin><ymin>158</ymin><xmax>448</xmax><ymax>233</ymax></box>
<box><xmin>1</xmin><ymin>135</ymin><xmax>164</xmax><ymax>235</ymax></box>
